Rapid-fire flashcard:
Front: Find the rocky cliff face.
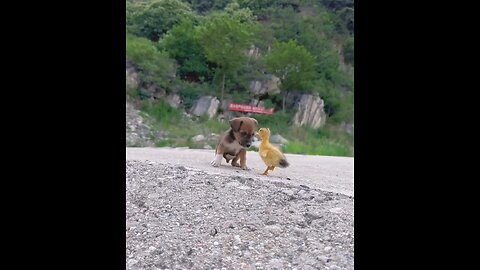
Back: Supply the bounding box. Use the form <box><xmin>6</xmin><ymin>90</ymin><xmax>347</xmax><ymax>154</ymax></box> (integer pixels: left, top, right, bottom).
<box><xmin>249</xmin><ymin>74</ymin><xmax>281</xmax><ymax>97</ymax></box>
<box><xmin>126</xmin><ymin>101</ymin><xmax>154</xmax><ymax>147</ymax></box>
<box><xmin>190</xmin><ymin>96</ymin><xmax>220</xmax><ymax>119</ymax></box>
<box><xmin>126</xmin><ymin>62</ymin><xmax>155</xmax><ymax>146</ymax></box>
<box><xmin>290</xmin><ymin>94</ymin><xmax>327</xmax><ymax>129</ymax></box>
<box><xmin>126</xmin><ymin>61</ymin><xmax>139</xmax><ymax>90</ymax></box>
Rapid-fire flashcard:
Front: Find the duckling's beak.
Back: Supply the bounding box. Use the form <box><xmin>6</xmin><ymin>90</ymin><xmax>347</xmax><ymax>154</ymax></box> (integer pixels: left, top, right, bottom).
<box><xmin>255</xmin><ymin>132</ymin><xmax>260</xmax><ymax>140</ymax></box>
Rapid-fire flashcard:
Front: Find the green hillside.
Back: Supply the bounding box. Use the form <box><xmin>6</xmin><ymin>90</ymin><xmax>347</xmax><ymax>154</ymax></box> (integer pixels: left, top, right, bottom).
<box><xmin>126</xmin><ymin>0</ymin><xmax>354</xmax><ymax>156</ymax></box>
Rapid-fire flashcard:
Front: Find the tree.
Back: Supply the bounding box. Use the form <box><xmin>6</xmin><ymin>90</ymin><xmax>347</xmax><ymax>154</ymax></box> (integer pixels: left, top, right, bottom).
<box><xmin>126</xmin><ymin>34</ymin><xmax>176</xmax><ymax>88</ymax></box>
<box><xmin>159</xmin><ymin>18</ymin><xmax>210</xmax><ymax>81</ymax></box>
<box><xmin>196</xmin><ymin>10</ymin><xmax>254</xmax><ymax>102</ymax></box>
<box><xmin>126</xmin><ymin>0</ymin><xmax>193</xmax><ymax>41</ymax></box>
<box><xmin>265</xmin><ymin>40</ymin><xmax>315</xmax><ymax>111</ymax></box>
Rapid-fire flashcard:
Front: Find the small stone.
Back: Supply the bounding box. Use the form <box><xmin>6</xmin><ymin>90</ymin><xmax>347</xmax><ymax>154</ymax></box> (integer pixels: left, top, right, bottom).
<box><xmin>234</xmin><ymin>235</ymin><xmax>242</xmax><ymax>244</ymax></box>
<box><xmin>281</xmin><ymin>189</ymin><xmax>295</xmax><ymax>196</ymax></box>
<box><xmin>191</xmin><ymin>134</ymin><xmax>205</xmax><ymax>142</ymax></box>
<box><xmin>127</xmin><ymin>259</ymin><xmax>138</xmax><ymax>267</ymax></box>
<box><xmin>268</xmin><ymin>258</ymin><xmax>283</xmax><ymax>269</ymax></box>
<box><xmin>225</xmin><ymin>182</ymin><xmax>240</xmax><ymax>188</ymax></box>
<box><xmin>318</xmin><ymin>255</ymin><xmax>330</xmax><ymax>263</ymax></box>
<box><xmin>214</xmin><ymin>241</ymin><xmax>219</xmax><ymax>246</ymax></box>
<box><xmin>203</xmin><ymin>144</ymin><xmax>212</xmax><ymax>149</ymax></box>
<box><xmin>324</xmin><ymin>246</ymin><xmax>333</xmax><ymax>252</ymax></box>
<box><xmin>329</xmin><ymin>207</ymin><xmax>342</xmax><ymax>213</ymax></box>
<box><xmin>265</xmin><ymin>225</ymin><xmax>282</xmax><ymax>235</ymax></box>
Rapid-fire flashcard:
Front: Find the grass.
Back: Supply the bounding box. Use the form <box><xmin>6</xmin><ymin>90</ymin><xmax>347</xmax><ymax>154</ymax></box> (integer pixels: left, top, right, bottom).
<box><xmin>284</xmin><ymin>139</ymin><xmax>352</xmax><ymax>156</ymax></box>
<box><xmin>283</xmin><ymin>125</ymin><xmax>353</xmax><ymax>156</ymax></box>
<box><xmin>155</xmin><ymin>139</ymin><xmax>174</xmax><ymax>147</ymax></box>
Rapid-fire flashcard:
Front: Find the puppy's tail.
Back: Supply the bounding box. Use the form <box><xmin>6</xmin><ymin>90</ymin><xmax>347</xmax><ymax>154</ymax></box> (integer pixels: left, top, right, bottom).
<box><xmin>279</xmin><ymin>158</ymin><xmax>289</xmax><ymax>168</ymax></box>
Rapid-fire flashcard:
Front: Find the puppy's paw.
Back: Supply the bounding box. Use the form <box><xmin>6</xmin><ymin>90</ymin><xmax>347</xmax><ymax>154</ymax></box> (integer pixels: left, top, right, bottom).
<box><xmin>231</xmin><ymin>162</ymin><xmax>240</xmax><ymax>167</ymax></box>
<box><xmin>241</xmin><ymin>165</ymin><xmax>250</xmax><ymax>170</ymax></box>
<box><xmin>211</xmin><ymin>154</ymin><xmax>222</xmax><ymax>167</ymax></box>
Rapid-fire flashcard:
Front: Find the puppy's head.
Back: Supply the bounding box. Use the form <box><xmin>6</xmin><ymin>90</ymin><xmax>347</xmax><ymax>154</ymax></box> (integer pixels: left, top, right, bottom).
<box><xmin>229</xmin><ymin>117</ymin><xmax>258</xmax><ymax>148</ymax></box>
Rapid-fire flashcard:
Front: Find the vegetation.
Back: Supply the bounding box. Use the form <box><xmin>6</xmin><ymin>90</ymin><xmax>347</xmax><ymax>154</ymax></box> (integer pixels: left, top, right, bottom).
<box><xmin>126</xmin><ymin>0</ymin><xmax>194</xmax><ymax>41</ymax></box>
<box><xmin>265</xmin><ymin>39</ymin><xmax>315</xmax><ymax>111</ymax></box>
<box><xmin>196</xmin><ymin>7</ymin><xmax>254</xmax><ymax>101</ymax></box>
<box><xmin>126</xmin><ymin>34</ymin><xmax>176</xmax><ymax>88</ymax></box>
<box><xmin>126</xmin><ymin>0</ymin><xmax>354</xmax><ymax>157</ymax></box>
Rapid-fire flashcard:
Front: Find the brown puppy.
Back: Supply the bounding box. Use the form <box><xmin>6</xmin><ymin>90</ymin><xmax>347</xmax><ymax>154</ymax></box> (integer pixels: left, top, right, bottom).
<box><xmin>211</xmin><ymin>117</ymin><xmax>258</xmax><ymax>170</ymax></box>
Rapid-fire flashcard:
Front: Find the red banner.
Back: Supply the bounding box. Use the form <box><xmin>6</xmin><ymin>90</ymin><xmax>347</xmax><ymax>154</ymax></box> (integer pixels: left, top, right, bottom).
<box><xmin>228</xmin><ymin>103</ymin><xmax>274</xmax><ymax>115</ymax></box>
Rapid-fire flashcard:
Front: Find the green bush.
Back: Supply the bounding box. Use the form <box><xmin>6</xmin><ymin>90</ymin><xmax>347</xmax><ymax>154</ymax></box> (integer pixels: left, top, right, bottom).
<box><xmin>159</xmin><ymin>18</ymin><xmax>210</xmax><ymax>80</ymax></box>
<box><xmin>126</xmin><ymin>34</ymin><xmax>176</xmax><ymax>88</ymax></box>
<box><xmin>126</xmin><ymin>0</ymin><xmax>194</xmax><ymax>41</ymax></box>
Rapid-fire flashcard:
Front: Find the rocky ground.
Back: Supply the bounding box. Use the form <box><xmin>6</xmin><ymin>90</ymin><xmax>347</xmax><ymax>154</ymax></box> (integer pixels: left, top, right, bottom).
<box><xmin>126</xmin><ymin>160</ymin><xmax>354</xmax><ymax>270</ymax></box>
<box><xmin>126</xmin><ymin>101</ymin><xmax>155</xmax><ymax>147</ymax></box>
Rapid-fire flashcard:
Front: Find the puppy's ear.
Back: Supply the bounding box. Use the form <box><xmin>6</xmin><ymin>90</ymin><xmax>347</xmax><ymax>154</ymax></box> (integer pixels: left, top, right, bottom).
<box><xmin>250</xmin><ymin>118</ymin><xmax>258</xmax><ymax>126</ymax></box>
<box><xmin>229</xmin><ymin>118</ymin><xmax>243</xmax><ymax>131</ymax></box>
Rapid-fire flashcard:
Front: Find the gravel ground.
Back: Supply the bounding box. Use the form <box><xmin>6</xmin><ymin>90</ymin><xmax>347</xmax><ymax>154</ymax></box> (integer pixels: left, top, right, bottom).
<box><xmin>126</xmin><ymin>160</ymin><xmax>354</xmax><ymax>270</ymax></box>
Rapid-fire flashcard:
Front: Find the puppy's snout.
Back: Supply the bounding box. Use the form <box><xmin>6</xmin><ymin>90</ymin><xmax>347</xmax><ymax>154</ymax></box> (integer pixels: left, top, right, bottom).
<box><xmin>246</xmin><ymin>143</ymin><xmax>251</xmax><ymax>148</ymax></box>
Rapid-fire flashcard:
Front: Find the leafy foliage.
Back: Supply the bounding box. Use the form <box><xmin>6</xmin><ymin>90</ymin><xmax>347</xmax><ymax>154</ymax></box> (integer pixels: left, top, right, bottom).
<box><xmin>159</xmin><ymin>18</ymin><xmax>210</xmax><ymax>80</ymax></box>
<box><xmin>196</xmin><ymin>12</ymin><xmax>253</xmax><ymax>73</ymax></box>
<box><xmin>265</xmin><ymin>40</ymin><xmax>315</xmax><ymax>92</ymax></box>
<box><xmin>126</xmin><ymin>34</ymin><xmax>176</xmax><ymax>87</ymax></box>
<box><xmin>126</xmin><ymin>0</ymin><xmax>194</xmax><ymax>41</ymax></box>
<box><xmin>196</xmin><ymin>10</ymin><xmax>255</xmax><ymax>99</ymax></box>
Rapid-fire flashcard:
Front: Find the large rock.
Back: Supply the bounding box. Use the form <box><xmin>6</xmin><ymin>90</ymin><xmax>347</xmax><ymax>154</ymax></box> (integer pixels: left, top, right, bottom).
<box><xmin>166</xmin><ymin>93</ymin><xmax>181</xmax><ymax>108</ymax></box>
<box><xmin>342</xmin><ymin>122</ymin><xmax>354</xmax><ymax>134</ymax></box>
<box><xmin>139</xmin><ymin>84</ymin><xmax>166</xmax><ymax>99</ymax></box>
<box><xmin>246</xmin><ymin>45</ymin><xmax>261</xmax><ymax>59</ymax></box>
<box><xmin>270</xmin><ymin>134</ymin><xmax>289</xmax><ymax>144</ymax></box>
<box><xmin>126</xmin><ymin>62</ymin><xmax>139</xmax><ymax>90</ymax></box>
<box><xmin>291</xmin><ymin>94</ymin><xmax>327</xmax><ymax>129</ymax></box>
<box><xmin>191</xmin><ymin>134</ymin><xmax>205</xmax><ymax>143</ymax></box>
<box><xmin>250</xmin><ymin>74</ymin><xmax>281</xmax><ymax>97</ymax></box>
<box><xmin>250</xmin><ymin>99</ymin><xmax>265</xmax><ymax>108</ymax></box>
<box><xmin>190</xmin><ymin>96</ymin><xmax>220</xmax><ymax>119</ymax></box>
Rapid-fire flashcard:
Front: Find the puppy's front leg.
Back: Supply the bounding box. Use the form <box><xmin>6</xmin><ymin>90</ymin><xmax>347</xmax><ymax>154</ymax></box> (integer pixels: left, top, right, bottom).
<box><xmin>231</xmin><ymin>154</ymin><xmax>240</xmax><ymax>167</ymax></box>
<box><xmin>211</xmin><ymin>149</ymin><xmax>223</xmax><ymax>167</ymax></box>
<box><xmin>238</xmin><ymin>149</ymin><xmax>249</xmax><ymax>170</ymax></box>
